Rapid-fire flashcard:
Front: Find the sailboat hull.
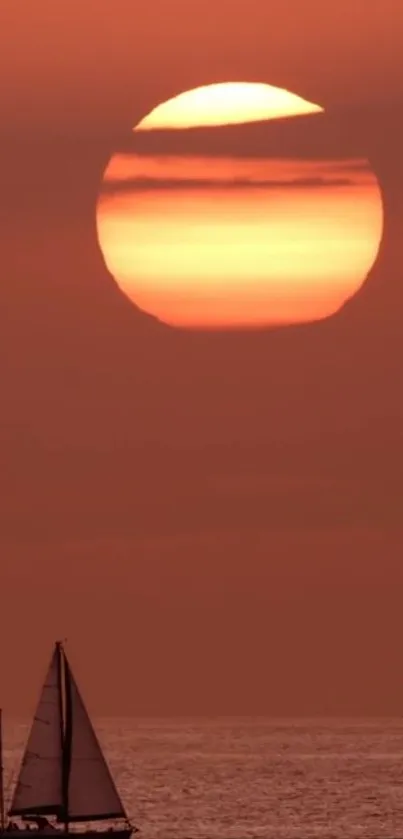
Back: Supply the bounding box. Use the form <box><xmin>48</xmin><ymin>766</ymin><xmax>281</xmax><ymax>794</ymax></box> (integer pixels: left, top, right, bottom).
<box><xmin>0</xmin><ymin>831</ymin><xmax>133</xmax><ymax>839</ymax></box>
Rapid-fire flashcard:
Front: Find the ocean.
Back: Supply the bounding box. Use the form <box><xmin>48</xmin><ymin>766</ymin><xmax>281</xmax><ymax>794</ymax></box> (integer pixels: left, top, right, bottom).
<box><xmin>5</xmin><ymin>718</ymin><xmax>403</xmax><ymax>838</ymax></box>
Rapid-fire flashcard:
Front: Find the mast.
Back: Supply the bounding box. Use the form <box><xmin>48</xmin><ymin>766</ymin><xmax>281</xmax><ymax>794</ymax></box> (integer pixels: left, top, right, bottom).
<box><xmin>56</xmin><ymin>642</ymin><xmax>71</xmax><ymax>833</ymax></box>
<box><xmin>0</xmin><ymin>709</ymin><xmax>5</xmax><ymax>831</ymax></box>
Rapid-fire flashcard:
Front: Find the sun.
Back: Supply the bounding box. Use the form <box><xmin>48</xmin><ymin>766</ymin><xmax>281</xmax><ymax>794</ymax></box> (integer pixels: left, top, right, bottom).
<box><xmin>97</xmin><ymin>82</ymin><xmax>383</xmax><ymax>330</ymax></box>
<box><xmin>136</xmin><ymin>81</ymin><xmax>323</xmax><ymax>130</ymax></box>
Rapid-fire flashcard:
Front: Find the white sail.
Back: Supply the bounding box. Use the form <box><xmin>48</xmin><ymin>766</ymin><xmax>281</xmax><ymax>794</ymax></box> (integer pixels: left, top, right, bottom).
<box><xmin>9</xmin><ymin>648</ymin><xmax>63</xmax><ymax>817</ymax></box>
<box><xmin>64</xmin><ymin>660</ymin><xmax>126</xmax><ymax>822</ymax></box>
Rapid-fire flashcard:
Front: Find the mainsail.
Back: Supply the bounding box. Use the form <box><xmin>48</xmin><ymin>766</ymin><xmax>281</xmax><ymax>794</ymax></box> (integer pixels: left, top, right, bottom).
<box><xmin>9</xmin><ymin>649</ymin><xmax>63</xmax><ymax>817</ymax></box>
<box><xmin>63</xmin><ymin>657</ymin><xmax>127</xmax><ymax>822</ymax></box>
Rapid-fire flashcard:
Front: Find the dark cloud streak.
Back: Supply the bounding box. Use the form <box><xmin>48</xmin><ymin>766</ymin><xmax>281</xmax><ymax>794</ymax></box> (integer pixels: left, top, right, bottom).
<box><xmin>101</xmin><ymin>175</ymin><xmax>356</xmax><ymax>195</ymax></box>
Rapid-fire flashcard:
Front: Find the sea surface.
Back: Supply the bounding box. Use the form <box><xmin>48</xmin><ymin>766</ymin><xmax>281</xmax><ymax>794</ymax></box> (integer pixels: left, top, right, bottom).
<box><xmin>5</xmin><ymin>718</ymin><xmax>403</xmax><ymax>838</ymax></box>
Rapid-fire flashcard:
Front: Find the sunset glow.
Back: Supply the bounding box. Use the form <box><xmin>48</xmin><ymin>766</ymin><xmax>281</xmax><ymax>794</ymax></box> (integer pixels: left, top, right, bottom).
<box><xmin>136</xmin><ymin>82</ymin><xmax>323</xmax><ymax>130</ymax></box>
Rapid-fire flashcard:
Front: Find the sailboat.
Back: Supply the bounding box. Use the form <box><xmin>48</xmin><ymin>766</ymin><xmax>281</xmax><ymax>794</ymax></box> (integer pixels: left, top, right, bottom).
<box><xmin>0</xmin><ymin>642</ymin><xmax>135</xmax><ymax>838</ymax></box>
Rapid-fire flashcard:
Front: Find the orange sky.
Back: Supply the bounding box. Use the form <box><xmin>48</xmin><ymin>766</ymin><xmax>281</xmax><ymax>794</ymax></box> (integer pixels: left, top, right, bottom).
<box><xmin>1</xmin><ymin>0</ymin><xmax>403</xmax><ymax>137</ymax></box>
<box><xmin>1</xmin><ymin>0</ymin><xmax>403</xmax><ymax>716</ymax></box>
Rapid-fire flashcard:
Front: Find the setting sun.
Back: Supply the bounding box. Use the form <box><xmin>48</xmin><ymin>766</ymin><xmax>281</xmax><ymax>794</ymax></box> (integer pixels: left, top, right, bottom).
<box><xmin>97</xmin><ymin>83</ymin><xmax>382</xmax><ymax>330</ymax></box>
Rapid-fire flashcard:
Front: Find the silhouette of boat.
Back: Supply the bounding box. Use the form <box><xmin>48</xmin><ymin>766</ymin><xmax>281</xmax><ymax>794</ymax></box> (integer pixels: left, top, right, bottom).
<box><xmin>0</xmin><ymin>642</ymin><xmax>135</xmax><ymax>839</ymax></box>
